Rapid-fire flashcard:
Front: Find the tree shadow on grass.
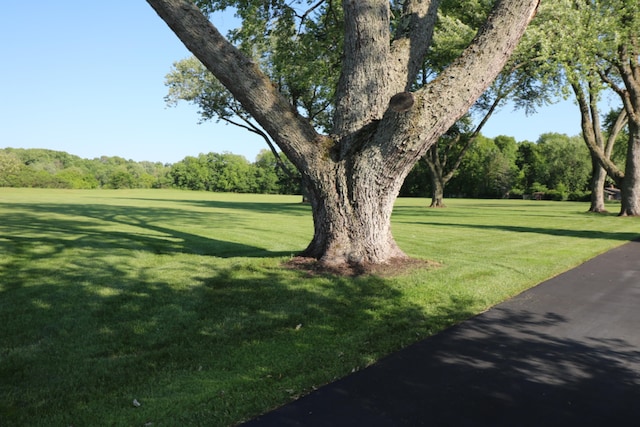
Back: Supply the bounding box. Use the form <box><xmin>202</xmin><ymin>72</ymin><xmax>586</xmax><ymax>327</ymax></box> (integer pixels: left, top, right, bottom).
<box><xmin>0</xmin><ymin>253</ymin><xmax>469</xmax><ymax>426</ymax></box>
<box><xmin>121</xmin><ymin>197</ymin><xmax>312</xmax><ymax>217</ymax></box>
<box><xmin>0</xmin><ymin>202</ymin><xmax>295</xmax><ymax>260</ymax></box>
<box><xmin>392</xmin><ymin>203</ymin><xmax>623</xmax><ymax>222</ymax></box>
<box><xmin>398</xmin><ymin>220</ymin><xmax>640</xmax><ymax>242</ymax></box>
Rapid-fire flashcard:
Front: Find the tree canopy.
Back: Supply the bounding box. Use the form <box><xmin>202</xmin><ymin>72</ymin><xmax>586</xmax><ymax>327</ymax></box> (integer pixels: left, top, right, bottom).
<box><xmin>164</xmin><ymin>1</ymin><xmax>548</xmax><ymax>210</ymax></box>
<box><xmin>527</xmin><ymin>0</ymin><xmax>640</xmax><ymax>215</ymax></box>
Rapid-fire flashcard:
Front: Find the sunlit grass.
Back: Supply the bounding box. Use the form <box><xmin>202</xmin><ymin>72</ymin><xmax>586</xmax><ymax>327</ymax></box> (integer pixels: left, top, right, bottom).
<box><xmin>0</xmin><ymin>188</ymin><xmax>638</xmax><ymax>426</ymax></box>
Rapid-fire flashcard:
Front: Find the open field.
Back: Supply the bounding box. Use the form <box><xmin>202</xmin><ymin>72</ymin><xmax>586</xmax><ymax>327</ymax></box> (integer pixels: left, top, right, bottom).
<box><xmin>1</xmin><ymin>188</ymin><xmax>638</xmax><ymax>426</ymax></box>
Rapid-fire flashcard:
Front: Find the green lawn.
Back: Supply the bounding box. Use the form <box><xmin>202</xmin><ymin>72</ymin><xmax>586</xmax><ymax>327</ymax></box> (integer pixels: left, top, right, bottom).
<box><xmin>1</xmin><ymin>188</ymin><xmax>638</xmax><ymax>426</ymax></box>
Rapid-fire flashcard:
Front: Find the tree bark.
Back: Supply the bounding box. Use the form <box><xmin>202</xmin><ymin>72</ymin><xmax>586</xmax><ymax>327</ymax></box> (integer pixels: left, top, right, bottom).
<box><xmin>571</xmin><ymin>82</ymin><xmax>628</xmax><ymax>213</ymax></box>
<box><xmin>300</xmin><ymin>154</ymin><xmax>407</xmax><ymax>266</ymax></box>
<box><xmin>619</xmin><ymin>120</ymin><xmax>640</xmax><ymax>216</ymax></box>
<box><xmin>588</xmin><ymin>158</ymin><xmax>607</xmax><ymax>213</ymax></box>
<box><xmin>601</xmin><ymin>40</ymin><xmax>640</xmax><ymax>216</ymax></box>
<box><xmin>147</xmin><ymin>0</ymin><xmax>540</xmax><ymax>268</ymax></box>
<box><xmin>333</xmin><ymin>0</ymin><xmax>392</xmax><ymax>137</ymax></box>
<box><xmin>429</xmin><ymin>174</ymin><xmax>446</xmax><ymax>208</ymax></box>
<box><xmin>424</xmin><ymin>147</ymin><xmax>447</xmax><ymax>208</ymax></box>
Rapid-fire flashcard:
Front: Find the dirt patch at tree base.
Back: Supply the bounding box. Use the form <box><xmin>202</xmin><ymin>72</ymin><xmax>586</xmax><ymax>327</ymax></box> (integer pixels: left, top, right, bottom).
<box><xmin>284</xmin><ymin>256</ymin><xmax>439</xmax><ymax>278</ymax></box>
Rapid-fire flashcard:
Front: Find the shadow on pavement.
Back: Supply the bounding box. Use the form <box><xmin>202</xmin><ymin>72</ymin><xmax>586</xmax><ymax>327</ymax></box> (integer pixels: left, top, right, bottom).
<box><xmin>245</xmin><ymin>240</ymin><xmax>640</xmax><ymax>426</ymax></box>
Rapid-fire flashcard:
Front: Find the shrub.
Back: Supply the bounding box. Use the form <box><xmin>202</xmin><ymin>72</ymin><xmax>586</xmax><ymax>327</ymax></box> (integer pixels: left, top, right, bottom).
<box><xmin>507</xmin><ymin>188</ymin><xmax>524</xmax><ymax>199</ymax></box>
<box><xmin>543</xmin><ymin>189</ymin><xmax>565</xmax><ymax>201</ymax></box>
<box><xmin>529</xmin><ymin>182</ymin><xmax>548</xmax><ymax>194</ymax></box>
<box><xmin>568</xmin><ymin>191</ymin><xmax>591</xmax><ymax>202</ymax></box>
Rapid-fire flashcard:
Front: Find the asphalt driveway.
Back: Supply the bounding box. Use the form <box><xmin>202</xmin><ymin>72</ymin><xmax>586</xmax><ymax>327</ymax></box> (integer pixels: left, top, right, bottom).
<box><xmin>244</xmin><ymin>240</ymin><xmax>640</xmax><ymax>426</ymax></box>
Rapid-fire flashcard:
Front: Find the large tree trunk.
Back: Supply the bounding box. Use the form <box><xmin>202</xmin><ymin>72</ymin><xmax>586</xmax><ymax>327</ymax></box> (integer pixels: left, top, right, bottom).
<box><xmin>424</xmin><ymin>152</ymin><xmax>447</xmax><ymax>208</ymax></box>
<box><xmin>147</xmin><ymin>0</ymin><xmax>540</xmax><ymax>269</ymax></box>
<box><xmin>603</xmin><ymin>31</ymin><xmax>640</xmax><ymax>215</ymax></box>
<box><xmin>619</xmin><ymin>121</ymin><xmax>640</xmax><ymax>216</ymax></box>
<box><xmin>301</xmin><ymin>158</ymin><xmax>408</xmax><ymax>266</ymax></box>
<box><xmin>589</xmin><ymin>157</ymin><xmax>607</xmax><ymax>213</ymax></box>
<box><xmin>430</xmin><ymin>176</ymin><xmax>446</xmax><ymax>208</ymax></box>
<box><xmin>571</xmin><ymin>82</ymin><xmax>627</xmax><ymax>213</ymax></box>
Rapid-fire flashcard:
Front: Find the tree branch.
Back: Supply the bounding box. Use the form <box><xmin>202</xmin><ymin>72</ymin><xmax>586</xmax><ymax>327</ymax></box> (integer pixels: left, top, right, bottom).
<box><xmin>215</xmin><ymin>116</ymin><xmax>297</xmax><ymax>179</ymax></box>
<box><xmin>614</xmin><ymin>44</ymin><xmax>640</xmax><ymax>124</ymax></box>
<box><xmin>389</xmin><ymin>0</ymin><xmax>441</xmax><ymax>92</ymax></box>
<box><xmin>606</xmin><ymin>109</ymin><xmax>628</xmax><ymax>158</ymax></box>
<box><xmin>146</xmin><ymin>0</ymin><xmax>323</xmax><ymax>168</ymax></box>
<box><xmin>378</xmin><ymin>0</ymin><xmax>541</xmax><ymax>162</ymax></box>
<box><xmin>587</xmin><ymin>80</ymin><xmax>605</xmax><ymax>151</ymax></box>
<box><xmin>571</xmin><ymin>81</ymin><xmax>624</xmax><ymax>184</ymax></box>
<box><xmin>296</xmin><ymin>0</ymin><xmax>326</xmax><ymax>34</ymax></box>
<box><xmin>333</xmin><ymin>0</ymin><xmax>392</xmax><ymax>136</ymax></box>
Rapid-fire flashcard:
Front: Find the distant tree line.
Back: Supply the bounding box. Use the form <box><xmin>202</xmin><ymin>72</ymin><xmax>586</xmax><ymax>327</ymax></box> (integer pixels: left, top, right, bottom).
<box><xmin>0</xmin><ymin>148</ymin><xmax>171</xmax><ymax>190</ymax></box>
<box><xmin>167</xmin><ymin>150</ymin><xmax>300</xmax><ymax>194</ymax></box>
<box><xmin>0</xmin><ymin>147</ymin><xmax>301</xmax><ymax>194</ymax></box>
<box><xmin>401</xmin><ymin>132</ymin><xmax>612</xmax><ymax>202</ymax></box>
<box><xmin>1</xmin><ymin>134</ymin><xmax>608</xmax><ymax>201</ymax></box>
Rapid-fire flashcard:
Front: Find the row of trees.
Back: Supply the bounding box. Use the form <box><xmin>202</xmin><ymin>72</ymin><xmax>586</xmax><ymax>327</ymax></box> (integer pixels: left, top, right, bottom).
<box><xmin>401</xmin><ymin>133</ymin><xmax>600</xmax><ymax>202</ymax></box>
<box><xmin>167</xmin><ymin>150</ymin><xmax>300</xmax><ymax>193</ymax></box>
<box><xmin>0</xmin><ymin>147</ymin><xmax>301</xmax><ymax>193</ymax></box>
<box><xmin>2</xmin><ymin>133</ymin><xmax>600</xmax><ymax>201</ymax></box>
<box><xmin>0</xmin><ymin>148</ymin><xmax>290</xmax><ymax>192</ymax></box>
<box><xmin>0</xmin><ymin>148</ymin><xmax>170</xmax><ymax>189</ymax></box>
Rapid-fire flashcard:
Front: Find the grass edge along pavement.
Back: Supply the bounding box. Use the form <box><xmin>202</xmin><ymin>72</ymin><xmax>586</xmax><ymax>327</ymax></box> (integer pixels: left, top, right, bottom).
<box><xmin>244</xmin><ymin>239</ymin><xmax>640</xmax><ymax>426</ymax></box>
<box><xmin>0</xmin><ymin>188</ymin><xmax>638</xmax><ymax>426</ymax></box>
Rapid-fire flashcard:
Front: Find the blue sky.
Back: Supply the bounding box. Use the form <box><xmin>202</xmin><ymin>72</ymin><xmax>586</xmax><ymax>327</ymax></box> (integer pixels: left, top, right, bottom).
<box><xmin>1</xmin><ymin>2</ymin><xmax>585</xmax><ymax>164</ymax></box>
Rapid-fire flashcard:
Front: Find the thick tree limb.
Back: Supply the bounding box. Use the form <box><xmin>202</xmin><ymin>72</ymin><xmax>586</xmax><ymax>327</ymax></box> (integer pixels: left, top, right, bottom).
<box><xmin>146</xmin><ymin>0</ymin><xmax>322</xmax><ymax>167</ymax></box>
<box><xmin>572</xmin><ymin>81</ymin><xmax>624</xmax><ymax>184</ymax></box>
<box><xmin>389</xmin><ymin>0</ymin><xmax>441</xmax><ymax>91</ymax></box>
<box><xmin>607</xmin><ymin>108</ymin><xmax>628</xmax><ymax>158</ymax></box>
<box><xmin>333</xmin><ymin>0</ymin><xmax>392</xmax><ymax>136</ymax></box>
<box><xmin>377</xmin><ymin>0</ymin><xmax>540</xmax><ymax>162</ymax></box>
<box><xmin>615</xmin><ymin>44</ymin><xmax>640</xmax><ymax>125</ymax></box>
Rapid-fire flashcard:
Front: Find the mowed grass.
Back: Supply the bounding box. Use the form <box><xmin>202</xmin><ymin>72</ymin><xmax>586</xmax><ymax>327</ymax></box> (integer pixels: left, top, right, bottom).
<box><xmin>1</xmin><ymin>188</ymin><xmax>638</xmax><ymax>426</ymax></box>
